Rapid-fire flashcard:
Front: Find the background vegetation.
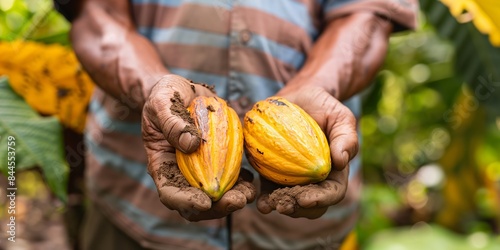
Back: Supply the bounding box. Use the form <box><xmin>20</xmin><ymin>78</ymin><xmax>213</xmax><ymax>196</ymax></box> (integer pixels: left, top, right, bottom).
<box><xmin>0</xmin><ymin>0</ymin><xmax>499</xmax><ymax>249</ymax></box>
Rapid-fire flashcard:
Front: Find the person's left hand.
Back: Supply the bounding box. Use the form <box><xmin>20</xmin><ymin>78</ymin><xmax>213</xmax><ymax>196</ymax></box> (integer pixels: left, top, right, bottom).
<box><xmin>256</xmin><ymin>86</ymin><xmax>358</xmax><ymax>219</ymax></box>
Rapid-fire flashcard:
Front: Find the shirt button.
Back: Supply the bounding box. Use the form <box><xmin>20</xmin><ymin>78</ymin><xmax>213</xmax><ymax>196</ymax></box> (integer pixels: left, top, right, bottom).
<box><xmin>239</xmin><ymin>30</ymin><xmax>252</xmax><ymax>45</ymax></box>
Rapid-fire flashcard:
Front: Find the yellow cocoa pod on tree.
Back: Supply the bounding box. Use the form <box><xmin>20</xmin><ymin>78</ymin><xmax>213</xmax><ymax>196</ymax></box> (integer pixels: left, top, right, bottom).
<box><xmin>0</xmin><ymin>40</ymin><xmax>94</xmax><ymax>133</ymax></box>
<box><xmin>243</xmin><ymin>97</ymin><xmax>331</xmax><ymax>186</ymax></box>
<box><xmin>176</xmin><ymin>96</ymin><xmax>243</xmax><ymax>201</ymax></box>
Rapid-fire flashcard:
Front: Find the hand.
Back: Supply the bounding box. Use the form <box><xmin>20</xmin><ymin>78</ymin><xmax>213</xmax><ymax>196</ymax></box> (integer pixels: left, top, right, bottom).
<box><xmin>256</xmin><ymin>86</ymin><xmax>358</xmax><ymax>219</ymax></box>
<box><xmin>142</xmin><ymin>75</ymin><xmax>256</xmax><ymax>221</ymax></box>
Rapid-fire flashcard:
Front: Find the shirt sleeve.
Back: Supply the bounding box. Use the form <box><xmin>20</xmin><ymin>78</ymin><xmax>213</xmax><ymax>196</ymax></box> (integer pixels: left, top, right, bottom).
<box><xmin>322</xmin><ymin>0</ymin><xmax>419</xmax><ymax>31</ymax></box>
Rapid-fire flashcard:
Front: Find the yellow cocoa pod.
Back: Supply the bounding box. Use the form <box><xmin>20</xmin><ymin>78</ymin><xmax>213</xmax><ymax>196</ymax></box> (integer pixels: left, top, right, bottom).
<box><xmin>243</xmin><ymin>97</ymin><xmax>331</xmax><ymax>185</ymax></box>
<box><xmin>176</xmin><ymin>96</ymin><xmax>243</xmax><ymax>201</ymax></box>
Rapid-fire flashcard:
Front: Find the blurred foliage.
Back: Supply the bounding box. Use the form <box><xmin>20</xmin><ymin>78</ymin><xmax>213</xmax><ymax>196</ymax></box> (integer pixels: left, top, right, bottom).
<box><xmin>0</xmin><ymin>77</ymin><xmax>68</xmax><ymax>202</ymax></box>
<box><xmin>359</xmin><ymin>0</ymin><xmax>500</xmax><ymax>248</ymax></box>
<box><xmin>0</xmin><ymin>0</ymin><xmax>69</xmax><ymax>44</ymax></box>
<box><xmin>0</xmin><ymin>0</ymin><xmax>499</xmax><ymax>249</ymax></box>
<box><xmin>441</xmin><ymin>0</ymin><xmax>500</xmax><ymax>46</ymax></box>
<box><xmin>423</xmin><ymin>0</ymin><xmax>500</xmax><ymax>117</ymax></box>
<box><xmin>0</xmin><ymin>0</ymin><xmax>92</xmax><ymax>204</ymax></box>
<box><xmin>367</xmin><ymin>224</ymin><xmax>500</xmax><ymax>250</ymax></box>
<box><xmin>361</xmin><ymin>24</ymin><xmax>458</xmax><ymax>178</ymax></box>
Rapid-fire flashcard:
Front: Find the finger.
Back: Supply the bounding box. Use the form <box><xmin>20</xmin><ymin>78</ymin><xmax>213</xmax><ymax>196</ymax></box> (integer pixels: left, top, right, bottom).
<box><xmin>144</xmin><ymin>75</ymin><xmax>203</xmax><ymax>153</ymax></box>
<box><xmin>211</xmin><ymin>190</ymin><xmax>247</xmax><ymax>214</ymax></box>
<box><xmin>259</xmin><ymin>175</ymin><xmax>283</xmax><ymax>195</ymax></box>
<box><xmin>148</xmin><ymin>157</ymin><xmax>212</xmax><ymax>217</ymax></box>
<box><xmin>191</xmin><ymin>82</ymin><xmax>218</xmax><ymax>97</ymax></box>
<box><xmin>186</xmin><ymin>188</ymin><xmax>247</xmax><ymax>221</ymax></box>
<box><xmin>142</xmin><ymin>106</ymin><xmax>178</xmax><ymax>178</ymax></box>
<box><xmin>144</xmin><ymin>75</ymin><xmax>217</xmax><ymax>154</ymax></box>
<box><xmin>143</xmin><ymin>140</ymin><xmax>179</xmax><ymax>196</ymax></box>
<box><xmin>257</xmin><ymin>194</ymin><xmax>273</xmax><ymax>214</ymax></box>
<box><xmin>279</xmin><ymin>89</ymin><xmax>359</xmax><ymax>171</ymax></box>
<box><xmin>325</xmin><ymin>103</ymin><xmax>359</xmax><ymax>170</ymax></box>
<box><xmin>180</xmin><ymin>190</ymin><xmax>247</xmax><ymax>221</ymax></box>
<box><xmin>231</xmin><ymin>167</ymin><xmax>256</xmax><ymax>202</ymax></box>
<box><xmin>275</xmin><ymin>194</ymin><xmax>296</xmax><ymax>215</ymax></box>
<box><xmin>158</xmin><ymin>185</ymin><xmax>212</xmax><ymax>212</ymax></box>
<box><xmin>269</xmin><ymin>187</ymin><xmax>328</xmax><ymax>218</ymax></box>
<box><xmin>232</xmin><ymin>181</ymin><xmax>256</xmax><ymax>203</ymax></box>
<box><xmin>296</xmin><ymin>167</ymin><xmax>349</xmax><ymax>208</ymax></box>
<box><xmin>261</xmin><ymin>184</ymin><xmax>300</xmax><ymax>215</ymax></box>
<box><xmin>285</xmin><ymin>207</ymin><xmax>328</xmax><ymax>219</ymax></box>
<box><xmin>256</xmin><ymin>176</ymin><xmax>282</xmax><ymax>213</ymax></box>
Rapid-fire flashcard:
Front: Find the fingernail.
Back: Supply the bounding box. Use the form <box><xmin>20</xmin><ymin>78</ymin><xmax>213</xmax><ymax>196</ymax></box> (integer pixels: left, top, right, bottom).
<box><xmin>179</xmin><ymin>132</ymin><xmax>200</xmax><ymax>152</ymax></box>
<box><xmin>342</xmin><ymin>151</ymin><xmax>349</xmax><ymax>167</ymax></box>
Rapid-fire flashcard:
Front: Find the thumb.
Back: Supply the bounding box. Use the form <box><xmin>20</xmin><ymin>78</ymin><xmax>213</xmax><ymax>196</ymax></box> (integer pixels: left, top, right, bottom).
<box><xmin>326</xmin><ymin>102</ymin><xmax>359</xmax><ymax>170</ymax></box>
<box><xmin>143</xmin><ymin>75</ymin><xmax>213</xmax><ymax>153</ymax></box>
<box><xmin>164</xmin><ymin>90</ymin><xmax>201</xmax><ymax>153</ymax></box>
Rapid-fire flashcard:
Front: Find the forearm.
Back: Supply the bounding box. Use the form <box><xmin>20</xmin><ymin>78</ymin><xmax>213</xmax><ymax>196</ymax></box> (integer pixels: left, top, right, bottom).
<box><xmin>71</xmin><ymin>1</ymin><xmax>169</xmax><ymax>109</ymax></box>
<box><xmin>282</xmin><ymin>12</ymin><xmax>393</xmax><ymax>101</ymax></box>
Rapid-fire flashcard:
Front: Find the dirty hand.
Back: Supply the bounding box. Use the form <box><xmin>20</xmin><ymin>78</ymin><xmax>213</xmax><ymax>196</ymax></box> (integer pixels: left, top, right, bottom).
<box><xmin>142</xmin><ymin>75</ymin><xmax>256</xmax><ymax>221</ymax></box>
<box><xmin>256</xmin><ymin>86</ymin><xmax>358</xmax><ymax>219</ymax></box>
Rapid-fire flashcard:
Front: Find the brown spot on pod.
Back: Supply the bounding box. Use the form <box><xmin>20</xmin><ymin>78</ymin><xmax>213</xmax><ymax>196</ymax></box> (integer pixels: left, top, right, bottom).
<box><xmin>269</xmin><ymin>99</ymin><xmax>288</xmax><ymax>107</ymax></box>
<box><xmin>207</xmin><ymin>105</ymin><xmax>215</xmax><ymax>112</ymax></box>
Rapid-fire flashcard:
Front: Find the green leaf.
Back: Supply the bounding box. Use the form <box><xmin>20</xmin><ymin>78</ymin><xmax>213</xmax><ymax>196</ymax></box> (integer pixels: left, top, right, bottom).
<box><xmin>420</xmin><ymin>0</ymin><xmax>500</xmax><ymax>117</ymax></box>
<box><xmin>0</xmin><ymin>76</ymin><xmax>68</xmax><ymax>202</ymax></box>
<box><xmin>366</xmin><ymin>224</ymin><xmax>500</xmax><ymax>250</ymax></box>
<box><xmin>31</xmin><ymin>31</ymin><xmax>70</xmax><ymax>46</ymax></box>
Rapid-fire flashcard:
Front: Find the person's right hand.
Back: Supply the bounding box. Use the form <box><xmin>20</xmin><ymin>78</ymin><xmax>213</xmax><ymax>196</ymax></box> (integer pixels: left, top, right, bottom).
<box><xmin>142</xmin><ymin>75</ymin><xmax>256</xmax><ymax>221</ymax></box>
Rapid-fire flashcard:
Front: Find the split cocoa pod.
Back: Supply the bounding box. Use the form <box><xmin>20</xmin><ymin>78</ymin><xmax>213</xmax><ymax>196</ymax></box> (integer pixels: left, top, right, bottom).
<box><xmin>176</xmin><ymin>96</ymin><xmax>243</xmax><ymax>201</ymax></box>
<box><xmin>243</xmin><ymin>97</ymin><xmax>331</xmax><ymax>186</ymax></box>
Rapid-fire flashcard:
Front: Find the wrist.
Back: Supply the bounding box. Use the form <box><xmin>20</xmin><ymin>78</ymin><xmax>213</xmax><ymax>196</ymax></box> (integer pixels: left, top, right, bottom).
<box><xmin>117</xmin><ymin>67</ymin><xmax>169</xmax><ymax>110</ymax></box>
<box><xmin>142</xmin><ymin>70</ymin><xmax>171</xmax><ymax>98</ymax></box>
<box><xmin>282</xmin><ymin>13</ymin><xmax>393</xmax><ymax>102</ymax></box>
<box><xmin>279</xmin><ymin>72</ymin><xmax>341</xmax><ymax>100</ymax></box>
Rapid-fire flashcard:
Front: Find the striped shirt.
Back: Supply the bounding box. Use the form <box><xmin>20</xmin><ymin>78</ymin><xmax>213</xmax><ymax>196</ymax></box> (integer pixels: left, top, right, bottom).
<box><xmin>85</xmin><ymin>0</ymin><xmax>417</xmax><ymax>249</ymax></box>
